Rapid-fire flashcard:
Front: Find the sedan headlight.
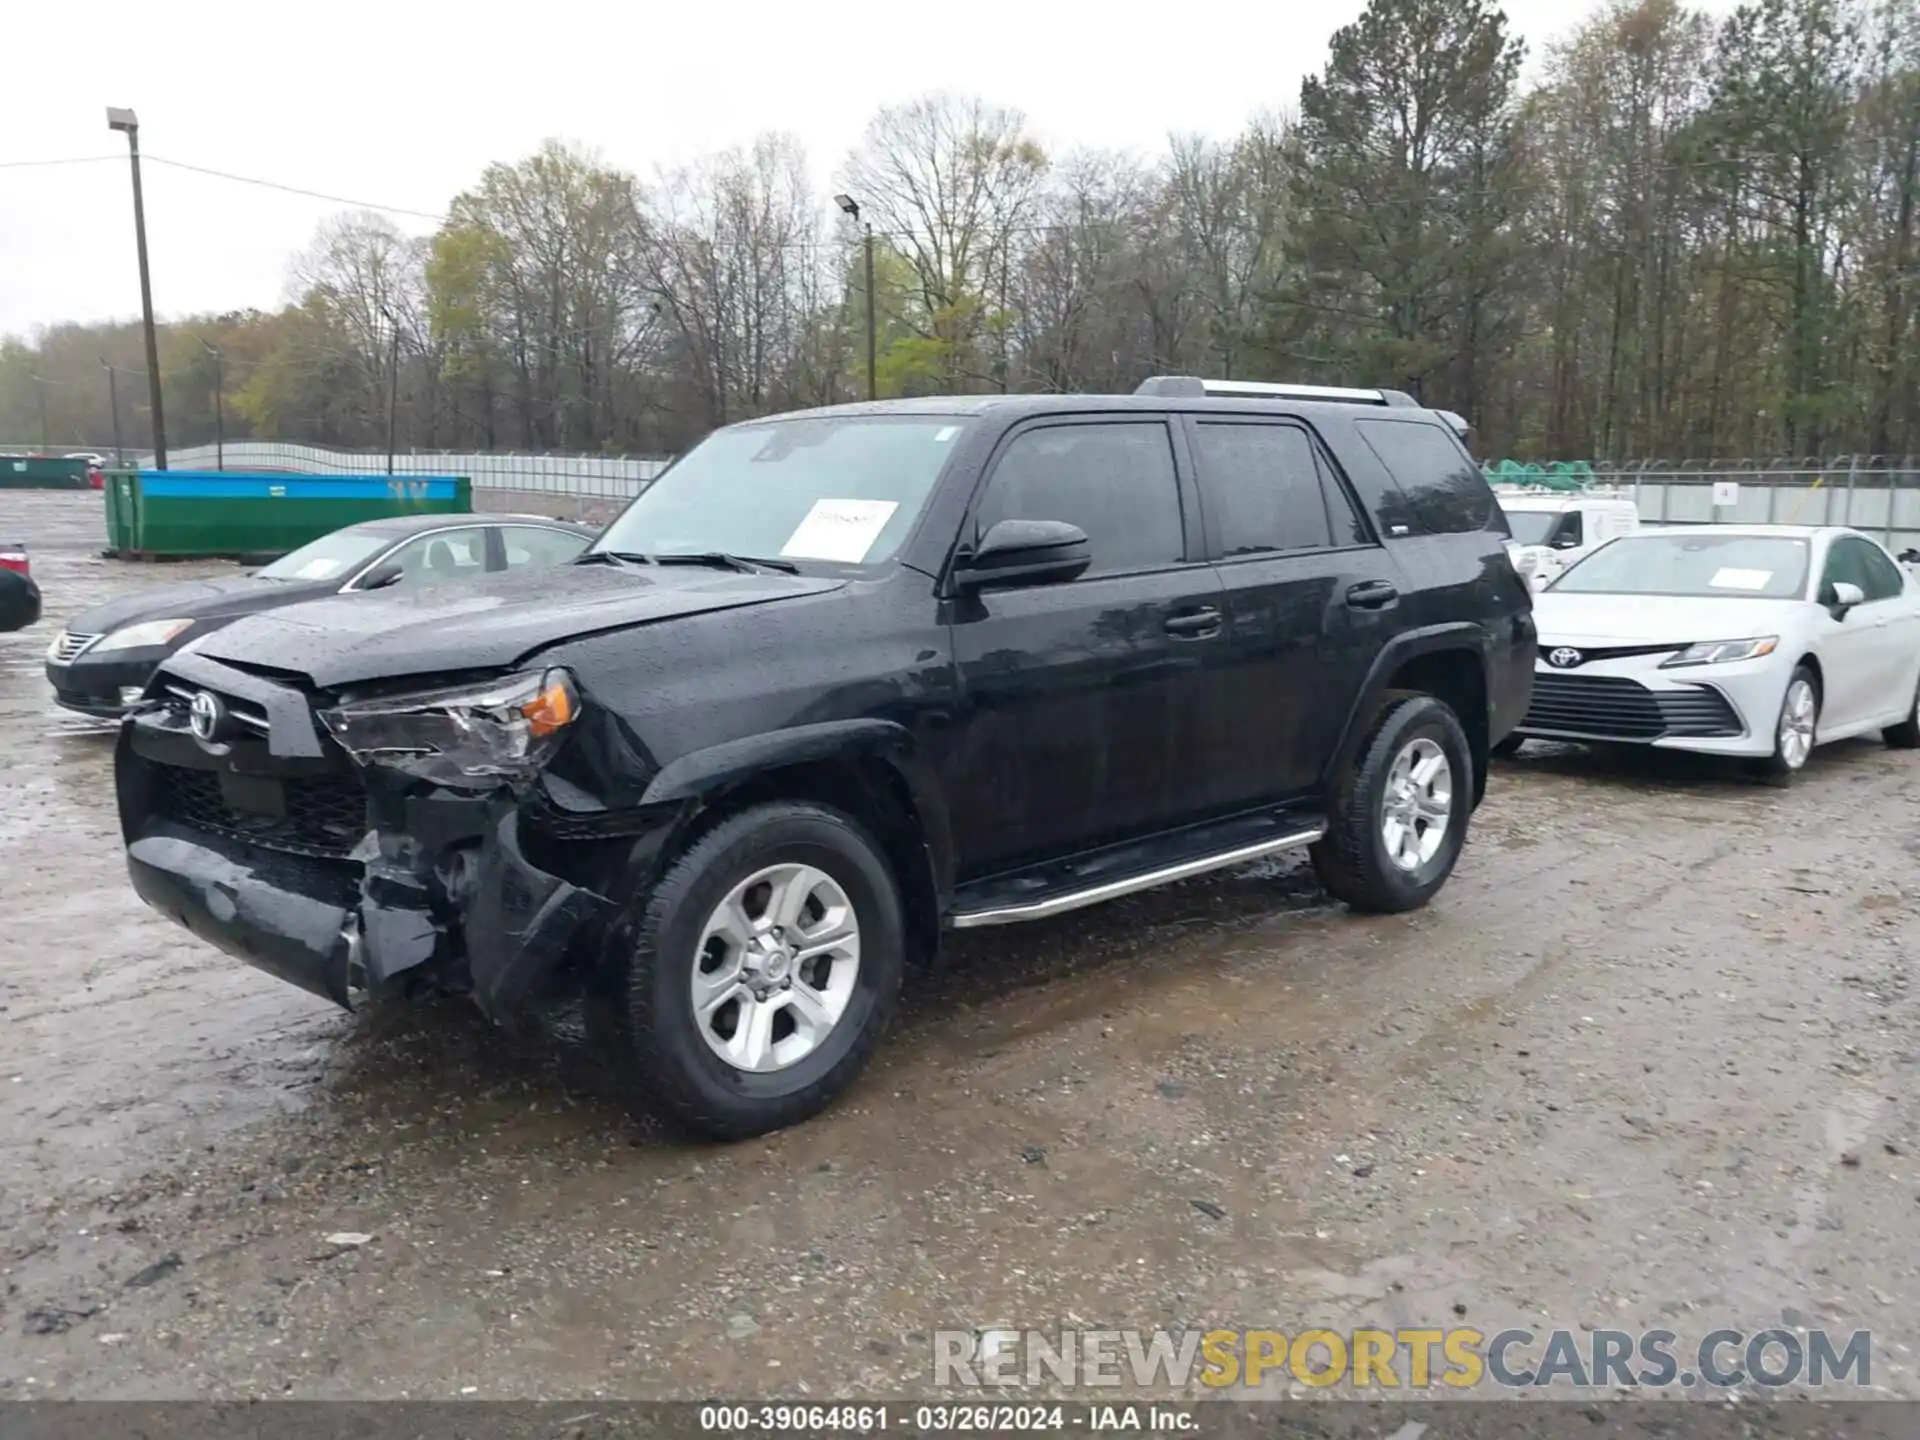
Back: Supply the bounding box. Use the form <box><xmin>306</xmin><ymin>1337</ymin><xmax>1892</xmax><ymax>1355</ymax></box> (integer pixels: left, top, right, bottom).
<box><xmin>319</xmin><ymin>668</ymin><xmax>579</xmax><ymax>788</ymax></box>
<box><xmin>91</xmin><ymin>618</ymin><xmax>196</xmax><ymax>653</ymax></box>
<box><xmin>1659</xmin><ymin>636</ymin><xmax>1778</xmax><ymax>668</ymax></box>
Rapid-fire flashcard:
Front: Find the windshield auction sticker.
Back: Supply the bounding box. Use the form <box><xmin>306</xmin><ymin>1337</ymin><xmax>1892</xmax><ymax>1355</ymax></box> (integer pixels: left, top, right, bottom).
<box><xmin>781</xmin><ymin>499</ymin><xmax>899</xmax><ymax>563</ymax></box>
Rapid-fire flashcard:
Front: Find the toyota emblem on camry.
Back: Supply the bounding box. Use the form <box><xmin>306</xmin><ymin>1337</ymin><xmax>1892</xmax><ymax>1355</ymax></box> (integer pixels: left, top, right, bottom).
<box><xmin>1547</xmin><ymin>647</ymin><xmax>1584</xmax><ymax>668</ymax></box>
<box><xmin>188</xmin><ymin>690</ymin><xmax>227</xmax><ymax>744</ymax></box>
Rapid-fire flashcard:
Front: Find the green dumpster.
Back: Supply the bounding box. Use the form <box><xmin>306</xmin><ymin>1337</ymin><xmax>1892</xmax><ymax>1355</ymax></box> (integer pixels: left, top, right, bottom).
<box><xmin>0</xmin><ymin>455</ymin><xmax>91</xmax><ymax>489</ymax></box>
<box><xmin>103</xmin><ymin>470</ymin><xmax>137</xmax><ymax>553</ymax></box>
<box><xmin>103</xmin><ymin>470</ymin><xmax>473</xmax><ymax>559</ymax></box>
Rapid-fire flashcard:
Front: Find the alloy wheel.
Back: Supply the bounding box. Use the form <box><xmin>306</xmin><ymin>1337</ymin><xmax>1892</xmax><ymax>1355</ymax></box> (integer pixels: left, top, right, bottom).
<box><xmin>1778</xmin><ymin>678</ymin><xmax>1816</xmax><ymax>770</ymax></box>
<box><xmin>690</xmin><ymin>863</ymin><xmax>861</xmax><ymax>1073</ymax></box>
<box><xmin>1381</xmin><ymin>737</ymin><xmax>1453</xmax><ymax>873</ymax></box>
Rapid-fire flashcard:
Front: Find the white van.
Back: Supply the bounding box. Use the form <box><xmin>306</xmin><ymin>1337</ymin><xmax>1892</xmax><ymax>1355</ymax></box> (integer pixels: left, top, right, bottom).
<box><xmin>1495</xmin><ymin>487</ymin><xmax>1640</xmax><ymax>590</ymax></box>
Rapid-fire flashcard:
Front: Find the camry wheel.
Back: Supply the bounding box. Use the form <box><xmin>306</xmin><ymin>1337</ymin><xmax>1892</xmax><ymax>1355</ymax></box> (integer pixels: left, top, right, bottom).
<box><xmin>1758</xmin><ymin>666</ymin><xmax>1819</xmax><ymax>786</ymax></box>
<box><xmin>587</xmin><ymin>802</ymin><xmax>904</xmax><ymax>1139</ymax></box>
<box><xmin>1311</xmin><ymin>692</ymin><xmax>1472</xmax><ymax>914</ymax></box>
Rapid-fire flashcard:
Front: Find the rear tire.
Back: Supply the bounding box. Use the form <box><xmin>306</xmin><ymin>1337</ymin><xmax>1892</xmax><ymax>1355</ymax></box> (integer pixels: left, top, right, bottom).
<box><xmin>1311</xmin><ymin>693</ymin><xmax>1473</xmax><ymax>915</ymax></box>
<box><xmin>1756</xmin><ymin>666</ymin><xmax>1819</xmax><ymax>788</ymax></box>
<box><xmin>586</xmin><ymin>802</ymin><xmax>905</xmax><ymax>1140</ymax></box>
<box><xmin>1882</xmin><ymin>673</ymin><xmax>1920</xmax><ymax>749</ymax></box>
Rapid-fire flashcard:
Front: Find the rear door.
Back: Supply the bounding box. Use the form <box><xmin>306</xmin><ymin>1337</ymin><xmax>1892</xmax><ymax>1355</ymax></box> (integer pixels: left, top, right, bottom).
<box><xmin>1184</xmin><ymin>415</ymin><xmax>1402</xmax><ymax>808</ymax></box>
<box><xmin>944</xmin><ymin>416</ymin><xmax>1227</xmax><ymax>875</ymax></box>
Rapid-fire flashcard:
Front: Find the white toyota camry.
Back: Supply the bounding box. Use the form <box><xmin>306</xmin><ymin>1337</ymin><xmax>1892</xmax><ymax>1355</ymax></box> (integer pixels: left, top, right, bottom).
<box><xmin>1505</xmin><ymin>525</ymin><xmax>1920</xmax><ymax>781</ymax></box>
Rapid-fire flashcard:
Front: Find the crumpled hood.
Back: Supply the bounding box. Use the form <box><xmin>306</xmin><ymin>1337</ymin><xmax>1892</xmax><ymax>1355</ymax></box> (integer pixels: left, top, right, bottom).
<box><xmin>1534</xmin><ymin>591</ymin><xmax>1803</xmax><ymax>645</ymax></box>
<box><xmin>68</xmin><ymin>575</ymin><xmax>307</xmax><ymax>636</ymax></box>
<box><xmin>190</xmin><ymin>561</ymin><xmax>846</xmax><ymax>688</ymax></box>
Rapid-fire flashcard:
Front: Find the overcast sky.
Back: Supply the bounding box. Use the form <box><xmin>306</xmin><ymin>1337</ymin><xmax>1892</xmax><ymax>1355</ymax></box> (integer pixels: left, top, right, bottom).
<box><xmin>0</xmin><ymin>0</ymin><xmax>1736</xmax><ymax>339</ymax></box>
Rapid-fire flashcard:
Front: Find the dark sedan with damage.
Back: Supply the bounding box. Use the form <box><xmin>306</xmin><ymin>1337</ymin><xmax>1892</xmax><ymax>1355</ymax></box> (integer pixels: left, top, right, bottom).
<box><xmin>48</xmin><ymin>514</ymin><xmax>592</xmax><ymax>715</ymax></box>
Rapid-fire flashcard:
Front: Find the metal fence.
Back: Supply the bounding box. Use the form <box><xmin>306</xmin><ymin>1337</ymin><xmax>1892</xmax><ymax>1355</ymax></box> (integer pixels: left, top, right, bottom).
<box><xmin>137</xmin><ymin>442</ymin><xmax>672</xmax><ymax>503</ymax></box>
<box><xmin>110</xmin><ymin>445</ymin><xmax>1920</xmax><ymax>555</ymax></box>
<box><xmin>1491</xmin><ymin>457</ymin><xmax>1920</xmax><ymax>556</ymax></box>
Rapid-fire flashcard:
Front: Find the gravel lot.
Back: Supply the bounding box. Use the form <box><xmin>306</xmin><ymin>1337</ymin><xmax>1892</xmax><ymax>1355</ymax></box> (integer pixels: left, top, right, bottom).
<box><xmin>1</xmin><ymin>490</ymin><xmax>1916</xmax><ymax>1404</ymax></box>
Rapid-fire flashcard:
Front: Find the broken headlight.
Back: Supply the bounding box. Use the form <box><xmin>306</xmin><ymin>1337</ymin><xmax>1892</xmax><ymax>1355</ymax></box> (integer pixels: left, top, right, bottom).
<box><xmin>319</xmin><ymin>668</ymin><xmax>579</xmax><ymax>788</ymax></box>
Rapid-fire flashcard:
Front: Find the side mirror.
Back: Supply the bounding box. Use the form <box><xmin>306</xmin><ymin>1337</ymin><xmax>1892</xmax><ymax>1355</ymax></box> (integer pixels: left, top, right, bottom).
<box><xmin>1552</xmin><ymin>536</ymin><xmax>1580</xmax><ymax>550</ymax></box>
<box><xmin>1830</xmin><ymin>580</ymin><xmax>1865</xmax><ymax>616</ymax></box>
<box><xmin>358</xmin><ymin>560</ymin><xmax>405</xmax><ymax>592</ymax></box>
<box><xmin>955</xmin><ymin>519</ymin><xmax>1091</xmax><ymax>589</ymax></box>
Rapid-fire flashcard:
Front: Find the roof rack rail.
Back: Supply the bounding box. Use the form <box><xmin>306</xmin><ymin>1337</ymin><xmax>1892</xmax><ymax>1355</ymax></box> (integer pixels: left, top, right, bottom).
<box><xmin>1133</xmin><ymin>375</ymin><xmax>1421</xmax><ymax>408</ymax></box>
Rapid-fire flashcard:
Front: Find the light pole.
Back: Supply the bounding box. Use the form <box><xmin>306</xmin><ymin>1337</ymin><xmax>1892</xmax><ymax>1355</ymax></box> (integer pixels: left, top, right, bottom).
<box><xmin>101</xmin><ymin>359</ymin><xmax>124</xmax><ymax>465</ymax></box>
<box><xmin>199</xmin><ymin>337</ymin><xmax>223</xmax><ymax>470</ymax></box>
<box><xmin>834</xmin><ymin>194</ymin><xmax>877</xmax><ymax>402</ymax></box>
<box><xmin>28</xmin><ymin>373</ymin><xmax>49</xmax><ymax>451</ymax></box>
<box><xmin>379</xmin><ymin>305</ymin><xmax>401</xmax><ymax>475</ymax></box>
<box><xmin>108</xmin><ymin>107</ymin><xmax>167</xmax><ymax>470</ymax></box>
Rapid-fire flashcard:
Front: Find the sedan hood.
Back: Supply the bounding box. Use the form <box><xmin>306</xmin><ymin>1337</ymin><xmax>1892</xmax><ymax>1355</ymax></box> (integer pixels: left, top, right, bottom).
<box><xmin>190</xmin><ymin>561</ymin><xmax>846</xmax><ymax>688</ymax></box>
<box><xmin>68</xmin><ymin>574</ymin><xmax>316</xmax><ymax>636</ymax></box>
<box><xmin>1534</xmin><ymin>591</ymin><xmax>1804</xmax><ymax>645</ymax></box>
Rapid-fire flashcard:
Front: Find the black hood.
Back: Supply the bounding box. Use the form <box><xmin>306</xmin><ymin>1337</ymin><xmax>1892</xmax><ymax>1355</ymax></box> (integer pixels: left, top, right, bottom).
<box><xmin>189</xmin><ymin>561</ymin><xmax>847</xmax><ymax>688</ymax></box>
<box><xmin>68</xmin><ymin>574</ymin><xmax>331</xmax><ymax>635</ymax></box>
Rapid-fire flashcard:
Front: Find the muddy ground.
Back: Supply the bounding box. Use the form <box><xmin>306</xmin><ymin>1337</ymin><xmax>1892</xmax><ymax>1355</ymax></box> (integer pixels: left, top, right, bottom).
<box><xmin>1</xmin><ymin>490</ymin><xmax>1916</xmax><ymax>1403</ymax></box>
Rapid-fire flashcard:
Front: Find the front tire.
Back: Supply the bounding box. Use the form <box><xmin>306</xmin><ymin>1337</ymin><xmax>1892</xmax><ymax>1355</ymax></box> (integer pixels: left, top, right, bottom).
<box><xmin>587</xmin><ymin>802</ymin><xmax>905</xmax><ymax>1140</ymax></box>
<box><xmin>1757</xmin><ymin>666</ymin><xmax>1819</xmax><ymax>787</ymax></box>
<box><xmin>1311</xmin><ymin>693</ymin><xmax>1473</xmax><ymax>914</ymax></box>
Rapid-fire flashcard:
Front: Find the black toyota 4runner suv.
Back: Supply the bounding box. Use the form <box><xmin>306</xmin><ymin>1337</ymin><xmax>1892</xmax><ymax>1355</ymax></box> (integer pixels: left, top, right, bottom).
<box><xmin>118</xmin><ymin>378</ymin><xmax>1535</xmax><ymax>1138</ymax></box>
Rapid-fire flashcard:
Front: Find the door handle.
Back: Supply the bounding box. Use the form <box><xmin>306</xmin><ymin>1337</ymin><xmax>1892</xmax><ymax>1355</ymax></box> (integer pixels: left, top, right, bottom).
<box><xmin>1164</xmin><ymin>607</ymin><xmax>1222</xmax><ymax>638</ymax></box>
<box><xmin>1345</xmin><ymin>580</ymin><xmax>1399</xmax><ymax>610</ymax></box>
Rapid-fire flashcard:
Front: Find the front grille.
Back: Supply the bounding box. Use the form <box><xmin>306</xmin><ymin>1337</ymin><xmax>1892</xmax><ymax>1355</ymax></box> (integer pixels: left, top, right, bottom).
<box><xmin>50</xmin><ymin>631</ymin><xmax>101</xmax><ymax>663</ymax></box>
<box><xmin>154</xmin><ymin>764</ymin><xmax>367</xmax><ymax>859</ymax></box>
<box><xmin>160</xmin><ymin>681</ymin><xmax>271</xmax><ymax>733</ymax></box>
<box><xmin>1522</xmin><ymin>673</ymin><xmax>1743</xmax><ymax>741</ymax></box>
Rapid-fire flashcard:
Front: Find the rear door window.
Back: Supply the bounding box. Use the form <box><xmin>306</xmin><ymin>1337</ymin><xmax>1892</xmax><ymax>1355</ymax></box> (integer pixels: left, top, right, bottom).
<box><xmin>500</xmin><ymin>525</ymin><xmax>590</xmax><ymax>572</ymax></box>
<box><xmin>1191</xmin><ymin>422</ymin><xmax>1333</xmax><ymax>556</ymax></box>
<box><xmin>1356</xmin><ymin>419</ymin><xmax>1496</xmax><ymax>535</ymax></box>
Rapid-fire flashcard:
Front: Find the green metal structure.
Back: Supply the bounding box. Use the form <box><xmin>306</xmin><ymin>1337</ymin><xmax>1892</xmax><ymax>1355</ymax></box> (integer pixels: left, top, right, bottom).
<box><xmin>102</xmin><ymin>470</ymin><xmax>472</xmax><ymax>559</ymax></box>
<box><xmin>1483</xmin><ymin>459</ymin><xmax>1598</xmax><ymax>491</ymax></box>
<box><xmin>0</xmin><ymin>455</ymin><xmax>92</xmax><ymax>489</ymax></box>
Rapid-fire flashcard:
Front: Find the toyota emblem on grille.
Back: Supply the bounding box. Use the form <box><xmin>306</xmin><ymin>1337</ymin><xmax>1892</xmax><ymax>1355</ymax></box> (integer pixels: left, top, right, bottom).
<box><xmin>188</xmin><ymin>690</ymin><xmax>227</xmax><ymax>744</ymax></box>
<box><xmin>1547</xmin><ymin>647</ymin><xmax>1585</xmax><ymax>668</ymax></box>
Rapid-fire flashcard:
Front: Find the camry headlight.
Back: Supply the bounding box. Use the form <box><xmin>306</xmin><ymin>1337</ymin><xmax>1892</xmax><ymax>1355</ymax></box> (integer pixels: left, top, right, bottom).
<box><xmin>1660</xmin><ymin>636</ymin><xmax>1778</xmax><ymax>668</ymax></box>
<box><xmin>91</xmin><ymin>618</ymin><xmax>195</xmax><ymax>653</ymax></box>
<box><xmin>319</xmin><ymin>668</ymin><xmax>579</xmax><ymax>788</ymax></box>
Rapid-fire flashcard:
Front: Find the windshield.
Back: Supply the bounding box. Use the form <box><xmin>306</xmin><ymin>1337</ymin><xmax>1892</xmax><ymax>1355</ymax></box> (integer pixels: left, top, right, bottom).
<box><xmin>1551</xmin><ymin>532</ymin><xmax>1809</xmax><ymax>599</ymax></box>
<box><xmin>255</xmin><ymin>530</ymin><xmax>389</xmax><ymax>582</ymax></box>
<box><xmin>593</xmin><ymin>415</ymin><xmax>967</xmax><ymax>567</ymax></box>
<box><xmin>1501</xmin><ymin>509</ymin><xmax>1560</xmax><ymax>545</ymax></box>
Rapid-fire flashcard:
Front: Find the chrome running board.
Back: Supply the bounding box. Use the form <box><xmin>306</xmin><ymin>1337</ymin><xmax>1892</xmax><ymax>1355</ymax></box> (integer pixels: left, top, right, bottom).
<box><xmin>949</xmin><ymin>826</ymin><xmax>1326</xmax><ymax>929</ymax></box>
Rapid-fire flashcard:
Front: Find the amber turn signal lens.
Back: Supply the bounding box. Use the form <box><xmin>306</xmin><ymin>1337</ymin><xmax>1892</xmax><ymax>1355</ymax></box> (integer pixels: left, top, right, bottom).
<box><xmin>519</xmin><ymin>674</ymin><xmax>578</xmax><ymax>738</ymax></box>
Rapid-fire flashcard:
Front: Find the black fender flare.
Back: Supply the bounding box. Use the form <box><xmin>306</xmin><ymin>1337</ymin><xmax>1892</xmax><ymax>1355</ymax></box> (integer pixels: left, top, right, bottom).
<box><xmin>1321</xmin><ymin>623</ymin><xmax>1493</xmax><ymax>797</ymax></box>
<box><xmin>638</xmin><ymin>718</ymin><xmax>955</xmax><ymax>897</ymax></box>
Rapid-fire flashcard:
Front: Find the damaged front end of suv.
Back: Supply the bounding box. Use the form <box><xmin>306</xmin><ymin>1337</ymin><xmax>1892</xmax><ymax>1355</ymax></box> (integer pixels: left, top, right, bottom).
<box><xmin>117</xmin><ymin>648</ymin><xmax>677</xmax><ymax>1022</ymax></box>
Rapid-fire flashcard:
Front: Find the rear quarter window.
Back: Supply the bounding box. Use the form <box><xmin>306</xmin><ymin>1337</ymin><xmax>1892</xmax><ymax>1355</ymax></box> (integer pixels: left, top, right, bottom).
<box><xmin>1356</xmin><ymin>419</ymin><xmax>1498</xmax><ymax>535</ymax></box>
